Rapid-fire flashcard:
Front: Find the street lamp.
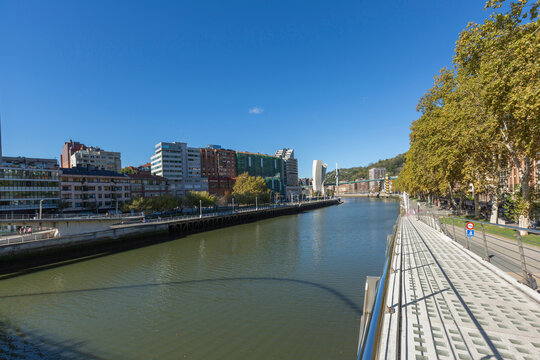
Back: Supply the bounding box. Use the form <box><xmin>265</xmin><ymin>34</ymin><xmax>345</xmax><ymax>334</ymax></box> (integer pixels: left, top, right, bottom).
<box><xmin>39</xmin><ymin>199</ymin><xmax>44</xmax><ymax>219</ymax></box>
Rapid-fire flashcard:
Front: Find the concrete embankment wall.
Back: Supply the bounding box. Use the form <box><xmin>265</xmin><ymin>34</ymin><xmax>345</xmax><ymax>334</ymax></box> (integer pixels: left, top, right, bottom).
<box><xmin>0</xmin><ymin>200</ymin><xmax>339</xmax><ymax>275</ymax></box>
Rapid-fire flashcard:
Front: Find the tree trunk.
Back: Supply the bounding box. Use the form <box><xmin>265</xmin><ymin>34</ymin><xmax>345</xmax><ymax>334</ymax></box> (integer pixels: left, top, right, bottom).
<box><xmin>512</xmin><ymin>155</ymin><xmax>531</xmax><ymax>235</ymax></box>
<box><xmin>448</xmin><ymin>183</ymin><xmax>458</xmax><ymax>209</ymax></box>
<box><xmin>490</xmin><ymin>191</ymin><xmax>500</xmax><ymax>224</ymax></box>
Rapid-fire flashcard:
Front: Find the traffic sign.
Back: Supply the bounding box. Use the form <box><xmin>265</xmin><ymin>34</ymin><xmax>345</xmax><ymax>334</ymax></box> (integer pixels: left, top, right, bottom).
<box><xmin>466</xmin><ymin>222</ymin><xmax>474</xmax><ymax>230</ymax></box>
<box><xmin>467</xmin><ymin>229</ymin><xmax>474</xmax><ymax>237</ymax></box>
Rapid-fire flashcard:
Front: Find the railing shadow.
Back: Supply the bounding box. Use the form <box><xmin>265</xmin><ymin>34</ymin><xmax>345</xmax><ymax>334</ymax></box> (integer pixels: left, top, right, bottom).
<box><xmin>0</xmin><ymin>276</ymin><xmax>363</xmax><ymax>316</ymax></box>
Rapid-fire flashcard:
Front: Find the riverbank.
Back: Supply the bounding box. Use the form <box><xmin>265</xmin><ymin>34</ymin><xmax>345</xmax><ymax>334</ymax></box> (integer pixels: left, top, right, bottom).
<box><xmin>0</xmin><ymin>199</ymin><xmax>339</xmax><ymax>276</ymax></box>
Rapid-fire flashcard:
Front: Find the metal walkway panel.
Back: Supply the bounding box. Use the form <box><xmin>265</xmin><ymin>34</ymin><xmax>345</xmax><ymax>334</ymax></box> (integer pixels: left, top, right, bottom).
<box><xmin>379</xmin><ymin>217</ymin><xmax>540</xmax><ymax>360</ymax></box>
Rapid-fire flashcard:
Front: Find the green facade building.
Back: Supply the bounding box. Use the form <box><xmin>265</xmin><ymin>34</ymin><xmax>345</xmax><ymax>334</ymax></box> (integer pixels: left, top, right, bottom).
<box><xmin>235</xmin><ymin>152</ymin><xmax>285</xmax><ymax>195</ymax></box>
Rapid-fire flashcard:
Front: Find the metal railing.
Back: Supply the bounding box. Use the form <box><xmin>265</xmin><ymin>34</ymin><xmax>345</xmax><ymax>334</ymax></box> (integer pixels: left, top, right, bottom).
<box><xmin>0</xmin><ymin>199</ymin><xmax>339</xmax><ymax>246</ymax></box>
<box><xmin>0</xmin><ymin>212</ymin><xmax>137</xmax><ymax>221</ymax></box>
<box><xmin>357</xmin><ymin>215</ymin><xmax>401</xmax><ymax>359</ymax></box>
<box><xmin>417</xmin><ymin>209</ymin><xmax>540</xmax><ymax>289</ymax></box>
<box><xmin>136</xmin><ymin>199</ymin><xmax>336</xmax><ymax>225</ymax></box>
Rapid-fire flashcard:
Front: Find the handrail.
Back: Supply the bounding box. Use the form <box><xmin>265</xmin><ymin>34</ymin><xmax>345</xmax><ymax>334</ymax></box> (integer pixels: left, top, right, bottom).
<box><xmin>442</xmin><ymin>215</ymin><xmax>540</xmax><ymax>235</ymax></box>
<box><xmin>358</xmin><ymin>215</ymin><xmax>400</xmax><ymax>359</ymax></box>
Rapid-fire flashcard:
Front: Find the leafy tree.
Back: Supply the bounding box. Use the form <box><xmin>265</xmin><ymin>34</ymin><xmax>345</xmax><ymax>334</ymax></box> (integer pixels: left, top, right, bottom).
<box><xmin>232</xmin><ymin>172</ymin><xmax>270</xmax><ymax>204</ymax></box>
<box><xmin>398</xmin><ymin>0</ymin><xmax>538</xmax><ymax>228</ymax></box>
<box><xmin>123</xmin><ymin>195</ymin><xmax>180</xmax><ymax>213</ymax></box>
<box><xmin>183</xmin><ymin>191</ymin><xmax>216</xmax><ymax>208</ymax></box>
<box><xmin>120</xmin><ymin>167</ymin><xmax>137</xmax><ymax>175</ymax></box>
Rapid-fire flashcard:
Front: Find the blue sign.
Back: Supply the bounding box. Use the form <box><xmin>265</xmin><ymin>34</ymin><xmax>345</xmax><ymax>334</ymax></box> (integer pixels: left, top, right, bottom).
<box><xmin>467</xmin><ymin>229</ymin><xmax>474</xmax><ymax>237</ymax></box>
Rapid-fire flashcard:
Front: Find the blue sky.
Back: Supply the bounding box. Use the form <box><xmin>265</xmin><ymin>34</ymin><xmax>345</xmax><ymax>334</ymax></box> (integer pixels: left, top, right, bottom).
<box><xmin>0</xmin><ymin>0</ymin><xmax>490</xmax><ymax>177</ymax></box>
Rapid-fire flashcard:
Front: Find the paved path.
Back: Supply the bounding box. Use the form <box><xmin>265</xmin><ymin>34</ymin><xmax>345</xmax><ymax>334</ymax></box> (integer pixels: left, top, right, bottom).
<box><xmin>442</xmin><ymin>221</ymin><xmax>540</xmax><ymax>286</ymax></box>
<box><xmin>379</xmin><ymin>216</ymin><xmax>540</xmax><ymax>360</ymax></box>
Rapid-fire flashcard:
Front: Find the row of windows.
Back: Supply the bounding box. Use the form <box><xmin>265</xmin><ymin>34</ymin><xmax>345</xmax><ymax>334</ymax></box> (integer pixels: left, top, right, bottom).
<box><xmin>61</xmin><ymin>177</ymin><xmax>128</xmax><ymax>183</ymax></box>
<box><xmin>61</xmin><ymin>186</ymin><xmax>128</xmax><ymax>191</ymax></box>
<box><xmin>0</xmin><ymin>180</ymin><xmax>59</xmax><ymax>187</ymax></box>
<box><xmin>0</xmin><ymin>191</ymin><xmax>59</xmax><ymax>200</ymax></box>
<box><xmin>0</xmin><ymin>169</ymin><xmax>59</xmax><ymax>180</ymax></box>
<box><xmin>63</xmin><ymin>193</ymin><xmax>130</xmax><ymax>199</ymax></box>
<box><xmin>0</xmin><ymin>199</ymin><xmax>57</xmax><ymax>207</ymax></box>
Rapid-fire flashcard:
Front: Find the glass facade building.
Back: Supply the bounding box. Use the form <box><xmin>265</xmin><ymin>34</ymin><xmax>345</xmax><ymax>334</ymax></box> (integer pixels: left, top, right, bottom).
<box><xmin>236</xmin><ymin>152</ymin><xmax>285</xmax><ymax>195</ymax></box>
<box><xmin>0</xmin><ymin>157</ymin><xmax>60</xmax><ymax>213</ymax></box>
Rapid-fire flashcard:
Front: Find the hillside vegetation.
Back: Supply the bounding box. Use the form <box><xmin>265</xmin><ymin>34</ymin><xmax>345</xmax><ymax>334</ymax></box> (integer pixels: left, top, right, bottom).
<box><xmin>325</xmin><ymin>153</ymin><xmax>405</xmax><ymax>183</ymax></box>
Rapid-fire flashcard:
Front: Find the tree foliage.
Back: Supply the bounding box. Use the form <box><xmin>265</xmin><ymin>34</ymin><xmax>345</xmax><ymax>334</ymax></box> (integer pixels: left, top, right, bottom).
<box><xmin>183</xmin><ymin>191</ymin><xmax>216</xmax><ymax>208</ymax></box>
<box><xmin>398</xmin><ymin>0</ymin><xmax>539</xmax><ymax>224</ymax></box>
<box><xmin>232</xmin><ymin>172</ymin><xmax>270</xmax><ymax>204</ymax></box>
<box><xmin>120</xmin><ymin>167</ymin><xmax>137</xmax><ymax>175</ymax></box>
<box><xmin>325</xmin><ymin>153</ymin><xmax>406</xmax><ymax>183</ymax></box>
<box><xmin>123</xmin><ymin>195</ymin><xmax>180</xmax><ymax>212</ymax></box>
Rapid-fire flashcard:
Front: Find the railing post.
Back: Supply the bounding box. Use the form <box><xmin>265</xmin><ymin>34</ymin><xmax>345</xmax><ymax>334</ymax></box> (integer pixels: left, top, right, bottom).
<box><xmin>452</xmin><ymin>218</ymin><xmax>457</xmax><ymax>242</ymax></box>
<box><xmin>515</xmin><ymin>230</ymin><xmax>532</xmax><ymax>287</ymax></box>
<box><xmin>462</xmin><ymin>220</ymin><xmax>470</xmax><ymax>249</ymax></box>
<box><xmin>480</xmin><ymin>223</ymin><xmax>490</xmax><ymax>262</ymax></box>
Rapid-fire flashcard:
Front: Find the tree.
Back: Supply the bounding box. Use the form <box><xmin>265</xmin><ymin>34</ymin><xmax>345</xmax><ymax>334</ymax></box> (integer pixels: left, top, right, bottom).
<box><xmin>398</xmin><ymin>0</ymin><xmax>538</xmax><ymax>228</ymax></box>
<box><xmin>123</xmin><ymin>195</ymin><xmax>180</xmax><ymax>213</ymax></box>
<box><xmin>232</xmin><ymin>172</ymin><xmax>270</xmax><ymax>204</ymax></box>
<box><xmin>183</xmin><ymin>191</ymin><xmax>216</xmax><ymax>209</ymax></box>
<box><xmin>120</xmin><ymin>167</ymin><xmax>137</xmax><ymax>175</ymax></box>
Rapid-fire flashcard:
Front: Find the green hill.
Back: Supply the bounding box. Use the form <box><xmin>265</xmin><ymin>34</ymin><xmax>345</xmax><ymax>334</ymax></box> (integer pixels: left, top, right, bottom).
<box><xmin>325</xmin><ymin>153</ymin><xmax>405</xmax><ymax>183</ymax></box>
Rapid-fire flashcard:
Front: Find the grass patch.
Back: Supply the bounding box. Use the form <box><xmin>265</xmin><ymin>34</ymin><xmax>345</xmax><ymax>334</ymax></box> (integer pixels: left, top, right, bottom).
<box><xmin>439</xmin><ymin>217</ymin><xmax>540</xmax><ymax>247</ymax></box>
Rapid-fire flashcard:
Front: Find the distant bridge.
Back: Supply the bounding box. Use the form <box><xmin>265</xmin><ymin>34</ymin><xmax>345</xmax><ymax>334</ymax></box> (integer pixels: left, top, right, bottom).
<box><xmin>324</xmin><ymin>176</ymin><xmax>398</xmax><ymax>186</ymax></box>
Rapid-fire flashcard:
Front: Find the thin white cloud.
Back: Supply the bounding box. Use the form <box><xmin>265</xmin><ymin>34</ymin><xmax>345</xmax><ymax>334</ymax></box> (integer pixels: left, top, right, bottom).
<box><xmin>248</xmin><ymin>106</ymin><xmax>264</xmax><ymax>114</ymax></box>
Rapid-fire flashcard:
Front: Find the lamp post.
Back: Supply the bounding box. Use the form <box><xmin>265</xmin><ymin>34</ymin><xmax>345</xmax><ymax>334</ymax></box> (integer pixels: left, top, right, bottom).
<box><xmin>255</xmin><ymin>196</ymin><xmax>258</xmax><ymax>211</ymax></box>
<box><xmin>199</xmin><ymin>199</ymin><xmax>202</xmax><ymax>218</ymax></box>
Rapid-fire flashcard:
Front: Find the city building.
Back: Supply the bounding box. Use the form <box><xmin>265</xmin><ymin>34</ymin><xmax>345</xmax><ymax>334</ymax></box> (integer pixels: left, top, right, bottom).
<box><xmin>312</xmin><ymin>160</ymin><xmax>327</xmax><ymax>194</ymax></box>
<box><xmin>70</xmin><ymin>147</ymin><xmax>122</xmax><ymax>173</ymax></box>
<box><xmin>368</xmin><ymin>167</ymin><xmax>386</xmax><ymax>191</ymax></box>
<box><xmin>275</xmin><ymin>148</ymin><xmax>300</xmax><ymax>199</ymax></box>
<box><xmin>236</xmin><ymin>152</ymin><xmax>285</xmax><ymax>196</ymax></box>
<box><xmin>61</xmin><ymin>140</ymin><xmax>88</xmax><ymax>168</ymax></box>
<box><xmin>150</xmin><ymin>142</ymin><xmax>208</xmax><ymax>197</ymax></box>
<box><xmin>137</xmin><ymin>163</ymin><xmax>151</xmax><ymax>172</ymax></box>
<box><xmin>129</xmin><ymin>172</ymin><xmax>168</xmax><ymax>198</ymax></box>
<box><xmin>59</xmin><ymin>166</ymin><xmax>130</xmax><ymax>212</ymax></box>
<box><xmin>200</xmin><ymin>145</ymin><xmax>237</xmax><ymax>196</ymax></box>
<box><xmin>0</xmin><ymin>157</ymin><xmax>60</xmax><ymax>213</ymax></box>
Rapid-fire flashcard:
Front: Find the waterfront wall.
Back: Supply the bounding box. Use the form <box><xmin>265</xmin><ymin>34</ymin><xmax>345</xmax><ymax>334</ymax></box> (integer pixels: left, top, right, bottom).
<box><xmin>0</xmin><ymin>199</ymin><xmax>339</xmax><ymax>274</ymax></box>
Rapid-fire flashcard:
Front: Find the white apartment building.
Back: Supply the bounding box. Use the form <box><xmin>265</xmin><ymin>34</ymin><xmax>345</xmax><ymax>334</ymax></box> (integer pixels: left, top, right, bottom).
<box><xmin>70</xmin><ymin>148</ymin><xmax>121</xmax><ymax>173</ymax></box>
<box><xmin>150</xmin><ymin>142</ymin><xmax>208</xmax><ymax>197</ymax></box>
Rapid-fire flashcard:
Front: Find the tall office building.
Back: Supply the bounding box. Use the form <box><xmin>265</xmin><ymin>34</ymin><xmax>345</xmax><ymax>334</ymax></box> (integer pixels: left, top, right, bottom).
<box><xmin>312</xmin><ymin>160</ymin><xmax>327</xmax><ymax>194</ymax></box>
<box><xmin>150</xmin><ymin>142</ymin><xmax>208</xmax><ymax>197</ymax></box>
<box><xmin>275</xmin><ymin>148</ymin><xmax>300</xmax><ymax>198</ymax></box>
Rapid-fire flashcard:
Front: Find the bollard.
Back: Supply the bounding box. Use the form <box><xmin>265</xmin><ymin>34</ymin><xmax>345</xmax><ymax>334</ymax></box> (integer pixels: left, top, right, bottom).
<box><xmin>480</xmin><ymin>223</ymin><xmax>490</xmax><ymax>262</ymax></box>
<box><xmin>515</xmin><ymin>230</ymin><xmax>532</xmax><ymax>287</ymax></box>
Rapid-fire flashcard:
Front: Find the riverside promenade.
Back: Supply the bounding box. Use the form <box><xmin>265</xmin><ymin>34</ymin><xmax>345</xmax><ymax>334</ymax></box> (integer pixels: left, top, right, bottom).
<box><xmin>374</xmin><ymin>216</ymin><xmax>540</xmax><ymax>360</ymax></box>
<box><xmin>0</xmin><ymin>199</ymin><xmax>340</xmax><ymax>274</ymax></box>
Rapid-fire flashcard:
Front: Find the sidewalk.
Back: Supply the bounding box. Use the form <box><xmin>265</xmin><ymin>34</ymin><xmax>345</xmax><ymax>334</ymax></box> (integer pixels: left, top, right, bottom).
<box><xmin>379</xmin><ymin>216</ymin><xmax>540</xmax><ymax>360</ymax></box>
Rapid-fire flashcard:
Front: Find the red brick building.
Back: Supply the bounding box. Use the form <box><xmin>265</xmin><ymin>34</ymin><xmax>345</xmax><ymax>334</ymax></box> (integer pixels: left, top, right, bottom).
<box><xmin>200</xmin><ymin>146</ymin><xmax>237</xmax><ymax>196</ymax></box>
<box><xmin>61</xmin><ymin>140</ymin><xmax>88</xmax><ymax>169</ymax></box>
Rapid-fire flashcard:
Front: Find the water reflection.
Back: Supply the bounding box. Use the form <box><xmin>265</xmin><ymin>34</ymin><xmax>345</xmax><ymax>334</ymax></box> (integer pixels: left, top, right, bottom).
<box><xmin>0</xmin><ymin>198</ymin><xmax>399</xmax><ymax>360</ymax></box>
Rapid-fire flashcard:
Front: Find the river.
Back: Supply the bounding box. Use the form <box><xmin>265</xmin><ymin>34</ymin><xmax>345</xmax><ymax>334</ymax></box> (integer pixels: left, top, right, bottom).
<box><xmin>0</xmin><ymin>197</ymin><xmax>399</xmax><ymax>360</ymax></box>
